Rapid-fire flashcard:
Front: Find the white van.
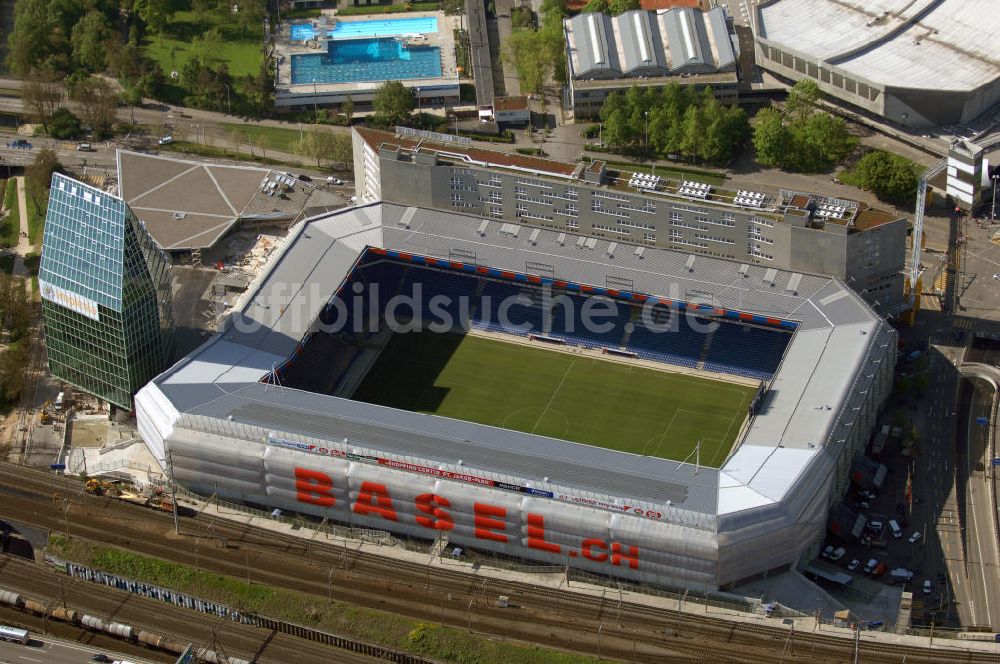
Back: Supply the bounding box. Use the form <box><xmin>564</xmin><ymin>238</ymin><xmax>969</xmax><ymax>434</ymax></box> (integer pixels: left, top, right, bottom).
<box><xmin>888</xmin><ymin>520</ymin><xmax>903</xmax><ymax>538</ymax></box>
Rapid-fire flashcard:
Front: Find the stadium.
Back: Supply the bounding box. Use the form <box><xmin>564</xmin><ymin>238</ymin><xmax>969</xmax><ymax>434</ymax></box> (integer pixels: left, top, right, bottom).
<box><xmin>135</xmin><ymin>203</ymin><xmax>896</xmax><ymax>590</ymax></box>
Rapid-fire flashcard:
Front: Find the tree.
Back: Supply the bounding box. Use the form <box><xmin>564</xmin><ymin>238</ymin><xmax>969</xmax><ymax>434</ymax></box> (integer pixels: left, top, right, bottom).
<box><xmin>23</xmin><ymin>69</ymin><xmax>64</xmax><ymax>134</ymax></box>
<box><xmin>230</xmin><ymin>129</ymin><xmax>244</xmax><ymax>158</ymax></box>
<box><xmin>752</xmin><ymin>107</ymin><xmax>792</xmax><ymax>167</ymax></box>
<box><xmin>330</xmin><ymin>134</ymin><xmax>353</xmax><ymax>168</ymax></box>
<box><xmin>785</xmin><ymin>78</ymin><xmax>820</xmax><ymax>122</ymax></box>
<box><xmin>70</xmin><ymin>76</ymin><xmax>120</xmax><ymax>139</ymax></box>
<box><xmin>853</xmin><ymin>150</ymin><xmax>918</xmax><ymax>205</ymax></box>
<box><xmin>602</xmin><ymin>108</ymin><xmax>633</xmax><ymax>151</ymax></box>
<box><xmin>679</xmin><ymin>104</ymin><xmax>704</xmax><ymax>161</ymax></box>
<box><xmin>607</xmin><ymin>0</ymin><xmax>640</xmax><ymax>13</ymax></box>
<box><xmin>372</xmin><ymin>80</ymin><xmax>415</xmax><ymax>127</ymax></box>
<box><xmin>135</xmin><ymin>0</ymin><xmax>173</xmax><ymax>34</ymax></box>
<box><xmin>71</xmin><ymin>10</ymin><xmax>113</xmax><ymax>72</ymax></box>
<box><xmin>341</xmin><ymin>95</ymin><xmax>355</xmax><ymax>121</ymax></box>
<box><xmin>295</xmin><ymin>127</ymin><xmax>337</xmax><ymax>167</ymax></box>
<box><xmin>25</xmin><ymin>149</ymin><xmax>64</xmax><ymax>214</ymax></box>
<box><xmin>801</xmin><ymin>112</ymin><xmax>850</xmax><ymax>164</ymax></box>
<box><xmin>5</xmin><ymin>0</ymin><xmax>81</xmax><ymax>75</ymax></box>
<box><xmin>582</xmin><ymin>0</ymin><xmax>608</xmax><ymax>11</ymax></box>
<box><xmin>48</xmin><ymin>108</ymin><xmax>82</xmax><ymax>139</ymax></box>
<box><xmin>505</xmin><ymin>31</ymin><xmax>551</xmax><ymax>96</ymax></box>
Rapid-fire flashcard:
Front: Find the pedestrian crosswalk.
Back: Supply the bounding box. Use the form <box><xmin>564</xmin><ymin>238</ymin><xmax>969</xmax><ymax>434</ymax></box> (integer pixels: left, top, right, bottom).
<box><xmin>953</xmin><ymin>317</ymin><xmax>975</xmax><ymax>330</ymax></box>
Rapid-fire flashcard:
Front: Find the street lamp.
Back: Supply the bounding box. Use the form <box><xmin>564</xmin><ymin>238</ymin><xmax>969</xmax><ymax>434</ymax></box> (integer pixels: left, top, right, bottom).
<box><xmin>222</xmin><ymin>83</ymin><xmax>231</xmax><ymax>115</ymax></box>
<box><xmin>991</xmin><ymin>173</ymin><xmax>998</xmax><ymax>222</ymax></box>
<box><xmin>644</xmin><ymin>111</ymin><xmax>649</xmax><ymax>149</ymax></box>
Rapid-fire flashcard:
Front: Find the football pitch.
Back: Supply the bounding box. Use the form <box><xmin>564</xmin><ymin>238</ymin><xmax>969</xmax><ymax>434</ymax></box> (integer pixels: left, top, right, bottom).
<box><xmin>352</xmin><ymin>332</ymin><xmax>755</xmax><ymax>467</ymax></box>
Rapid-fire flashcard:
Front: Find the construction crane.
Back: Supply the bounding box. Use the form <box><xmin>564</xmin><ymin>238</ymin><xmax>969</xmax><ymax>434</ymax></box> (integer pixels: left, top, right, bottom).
<box><xmin>906</xmin><ymin>157</ymin><xmax>947</xmax><ymax>319</ymax></box>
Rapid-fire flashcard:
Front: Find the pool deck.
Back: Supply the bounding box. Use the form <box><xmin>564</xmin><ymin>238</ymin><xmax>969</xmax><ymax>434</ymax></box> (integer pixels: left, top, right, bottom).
<box><xmin>274</xmin><ymin>11</ymin><xmax>461</xmax><ymax>99</ymax></box>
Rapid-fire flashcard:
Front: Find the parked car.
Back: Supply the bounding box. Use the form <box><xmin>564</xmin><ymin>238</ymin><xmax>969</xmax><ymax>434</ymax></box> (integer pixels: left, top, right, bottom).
<box><xmin>908</xmin><ymin>531</ymin><xmax>922</xmax><ymax>544</ymax></box>
<box><xmin>936</xmin><ymin>572</ymin><xmax>947</xmax><ymax>585</ymax></box>
<box><xmin>327</xmin><ymin>176</ymin><xmax>343</xmax><ymax>185</ymax></box>
<box><xmin>92</xmin><ymin>655</ymin><xmax>113</xmax><ymax>663</ymax></box>
<box><xmin>829</xmin><ymin>547</ymin><xmax>847</xmax><ymax>562</ymax></box>
<box><xmin>859</xmin><ymin>490</ymin><xmax>877</xmax><ymax>501</ymax></box>
<box><xmin>923</xmin><ymin>579</ymin><xmax>932</xmax><ymax>595</ymax></box>
<box><xmin>854</xmin><ymin>501</ymin><xmax>870</xmax><ymax>510</ymax></box>
<box><xmin>158</xmin><ymin>135</ymin><xmax>174</xmax><ymax>145</ymax></box>
<box><xmin>76</xmin><ymin>143</ymin><xmax>96</xmax><ymax>152</ymax></box>
<box><xmin>867</xmin><ymin>520</ymin><xmax>884</xmax><ymax>534</ymax></box>
<box><xmin>297</xmin><ymin>174</ymin><xmax>312</xmax><ymax>182</ymax></box>
<box><xmin>847</xmin><ymin>558</ymin><xmax>861</xmax><ymax>571</ymax></box>
<box><xmin>864</xmin><ymin>558</ymin><xmax>879</xmax><ymax>574</ymax></box>
<box><xmin>821</xmin><ymin>545</ymin><xmax>835</xmax><ymax>559</ymax></box>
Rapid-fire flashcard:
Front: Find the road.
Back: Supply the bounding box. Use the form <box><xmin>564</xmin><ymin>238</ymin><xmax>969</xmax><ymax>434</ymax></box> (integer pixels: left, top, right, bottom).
<box><xmin>1</xmin><ymin>463</ymin><xmax>998</xmax><ymax>663</ymax></box>
<box><xmin>0</xmin><ymin>634</ymin><xmax>158</xmax><ymax>664</ymax></box>
<box><xmin>952</xmin><ymin>380</ymin><xmax>999</xmax><ymax>630</ymax></box>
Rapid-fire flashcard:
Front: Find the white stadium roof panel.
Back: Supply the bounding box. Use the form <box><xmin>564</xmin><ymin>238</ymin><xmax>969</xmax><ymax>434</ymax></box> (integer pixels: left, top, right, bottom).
<box><xmin>758</xmin><ymin>0</ymin><xmax>1000</xmax><ymax>92</ymax></box>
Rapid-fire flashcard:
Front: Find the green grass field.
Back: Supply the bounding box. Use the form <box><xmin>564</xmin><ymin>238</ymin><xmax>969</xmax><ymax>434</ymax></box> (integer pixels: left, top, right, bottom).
<box><xmin>353</xmin><ymin>333</ymin><xmax>754</xmax><ymax>467</ymax></box>
<box><xmin>143</xmin><ymin>10</ymin><xmax>263</xmax><ymax>81</ymax></box>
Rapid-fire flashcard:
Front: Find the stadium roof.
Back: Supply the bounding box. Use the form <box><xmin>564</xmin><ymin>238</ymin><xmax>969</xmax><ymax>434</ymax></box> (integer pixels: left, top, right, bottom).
<box><xmin>143</xmin><ymin>203</ymin><xmax>892</xmax><ymax>523</ymax></box>
<box><xmin>565</xmin><ymin>7</ymin><xmax>735</xmax><ymax>79</ymax></box>
<box><xmin>757</xmin><ymin>0</ymin><xmax>1000</xmax><ymax>92</ymax></box>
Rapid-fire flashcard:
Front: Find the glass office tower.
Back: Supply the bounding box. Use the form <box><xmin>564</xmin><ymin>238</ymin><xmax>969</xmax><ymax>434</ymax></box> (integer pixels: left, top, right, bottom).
<box><xmin>39</xmin><ymin>173</ymin><xmax>175</xmax><ymax>411</ymax></box>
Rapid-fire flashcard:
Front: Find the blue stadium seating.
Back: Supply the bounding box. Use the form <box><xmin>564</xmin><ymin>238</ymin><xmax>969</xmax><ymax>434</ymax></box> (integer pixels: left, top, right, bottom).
<box><xmin>625</xmin><ymin>311</ymin><xmax>707</xmax><ymax>369</ymax></box>
<box><xmin>702</xmin><ymin>323</ymin><xmax>790</xmax><ymax>380</ymax></box>
<box><xmin>549</xmin><ymin>294</ymin><xmax>630</xmax><ymax>350</ymax></box>
<box><xmin>474</xmin><ymin>281</ymin><xmax>547</xmax><ymax>335</ymax></box>
<box><xmin>317</xmin><ymin>258</ymin><xmax>793</xmax><ymax>381</ymax></box>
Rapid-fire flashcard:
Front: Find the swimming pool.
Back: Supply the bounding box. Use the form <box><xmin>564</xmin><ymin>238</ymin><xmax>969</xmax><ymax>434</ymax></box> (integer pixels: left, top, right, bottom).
<box><xmin>290</xmin><ymin>16</ymin><xmax>439</xmax><ymax>41</ymax></box>
<box><xmin>291</xmin><ymin>37</ymin><xmax>442</xmax><ymax>84</ymax></box>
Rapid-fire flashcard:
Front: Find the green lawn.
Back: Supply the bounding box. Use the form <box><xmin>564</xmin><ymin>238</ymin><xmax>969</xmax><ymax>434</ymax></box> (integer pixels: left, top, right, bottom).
<box><xmin>353</xmin><ymin>333</ymin><xmax>753</xmax><ymax>466</ymax></box>
<box><xmin>220</xmin><ymin>122</ymin><xmax>305</xmax><ymax>153</ymax></box>
<box><xmin>26</xmin><ymin>186</ymin><xmax>45</xmax><ymax>246</ymax></box>
<box><xmin>1</xmin><ymin>178</ymin><xmax>19</xmax><ymax>248</ymax></box>
<box><xmin>143</xmin><ymin>10</ymin><xmax>263</xmax><ymax>81</ymax></box>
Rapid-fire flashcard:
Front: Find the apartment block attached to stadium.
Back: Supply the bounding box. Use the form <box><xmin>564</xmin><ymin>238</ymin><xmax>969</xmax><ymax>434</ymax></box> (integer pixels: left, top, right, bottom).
<box><xmin>40</xmin><ymin>173</ymin><xmax>175</xmax><ymax>411</ymax></box>
<box><xmin>564</xmin><ymin>7</ymin><xmax>739</xmax><ymax>118</ymax></box>
<box><xmin>755</xmin><ymin>0</ymin><xmax>1000</xmax><ymax>128</ymax></box>
<box><xmin>352</xmin><ymin>127</ymin><xmax>907</xmax><ymax>313</ymax></box>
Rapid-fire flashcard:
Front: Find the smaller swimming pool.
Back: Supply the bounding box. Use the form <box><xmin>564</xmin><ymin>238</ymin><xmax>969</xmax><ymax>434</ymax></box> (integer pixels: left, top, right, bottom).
<box><xmin>291</xmin><ymin>16</ymin><xmax>439</xmax><ymax>41</ymax></box>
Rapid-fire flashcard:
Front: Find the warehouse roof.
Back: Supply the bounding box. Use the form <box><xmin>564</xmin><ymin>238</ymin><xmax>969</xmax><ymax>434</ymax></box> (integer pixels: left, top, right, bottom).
<box><xmin>565</xmin><ymin>7</ymin><xmax>735</xmax><ymax>80</ymax></box>
<box><xmin>757</xmin><ymin>0</ymin><xmax>1000</xmax><ymax>92</ymax></box>
<box><xmin>143</xmin><ymin>202</ymin><xmax>890</xmax><ymax>522</ymax></box>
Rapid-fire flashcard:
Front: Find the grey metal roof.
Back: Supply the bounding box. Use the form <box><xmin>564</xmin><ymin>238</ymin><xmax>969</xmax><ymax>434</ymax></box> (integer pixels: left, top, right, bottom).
<box><xmin>150</xmin><ymin>202</ymin><xmax>887</xmax><ymax>519</ymax></box>
<box><xmin>757</xmin><ymin>0</ymin><xmax>1000</xmax><ymax>93</ymax></box>
<box><xmin>615</xmin><ymin>11</ymin><xmax>662</xmax><ymax>75</ymax></box>
<box><xmin>180</xmin><ymin>383</ymin><xmax>719</xmax><ymax>514</ymax></box>
<box><xmin>565</xmin><ymin>7</ymin><xmax>734</xmax><ymax>80</ymax></box>
<box><xmin>566</xmin><ymin>13</ymin><xmax>617</xmax><ymax>79</ymax></box>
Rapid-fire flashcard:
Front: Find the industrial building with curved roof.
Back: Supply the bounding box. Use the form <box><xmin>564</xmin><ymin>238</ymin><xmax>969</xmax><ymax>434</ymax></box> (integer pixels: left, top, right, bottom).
<box><xmin>754</xmin><ymin>0</ymin><xmax>1000</xmax><ymax>127</ymax></box>
<box><xmin>563</xmin><ymin>7</ymin><xmax>739</xmax><ymax>118</ymax></box>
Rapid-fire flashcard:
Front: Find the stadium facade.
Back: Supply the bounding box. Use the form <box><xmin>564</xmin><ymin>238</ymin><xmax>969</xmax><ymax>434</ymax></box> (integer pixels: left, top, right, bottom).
<box><xmin>754</xmin><ymin>0</ymin><xmax>1000</xmax><ymax>128</ymax></box>
<box><xmin>352</xmin><ymin>127</ymin><xmax>907</xmax><ymax>314</ymax></box>
<box><xmin>40</xmin><ymin>173</ymin><xmax>175</xmax><ymax>411</ymax></box>
<box><xmin>564</xmin><ymin>7</ymin><xmax>739</xmax><ymax>118</ymax></box>
<box><xmin>135</xmin><ymin>201</ymin><xmax>896</xmax><ymax>590</ymax></box>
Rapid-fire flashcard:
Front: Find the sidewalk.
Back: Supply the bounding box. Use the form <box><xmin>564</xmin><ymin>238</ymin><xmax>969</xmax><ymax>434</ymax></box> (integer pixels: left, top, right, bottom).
<box><xmin>11</xmin><ymin>176</ymin><xmax>32</xmax><ymax>296</ymax></box>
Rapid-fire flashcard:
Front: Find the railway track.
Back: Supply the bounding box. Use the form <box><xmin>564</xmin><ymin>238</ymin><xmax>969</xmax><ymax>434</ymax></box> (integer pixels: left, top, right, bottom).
<box><xmin>1</xmin><ymin>462</ymin><xmax>998</xmax><ymax>663</ymax></box>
